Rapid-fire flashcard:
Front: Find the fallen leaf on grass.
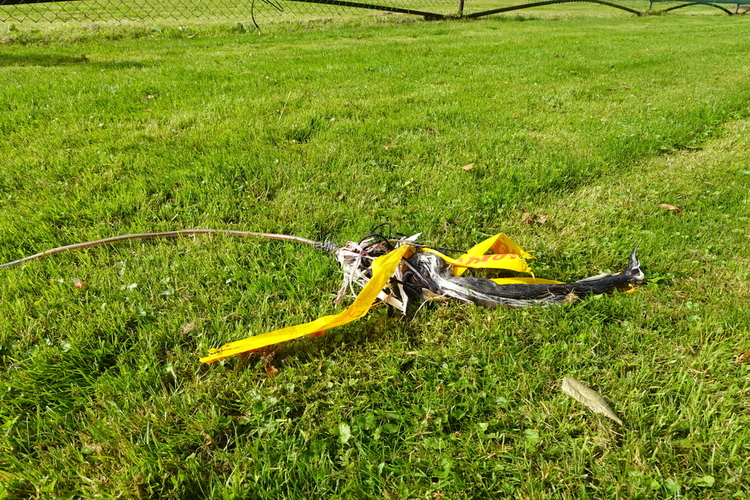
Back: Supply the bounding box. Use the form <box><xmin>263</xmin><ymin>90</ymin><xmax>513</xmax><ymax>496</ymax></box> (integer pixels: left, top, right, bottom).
<box><xmin>521</xmin><ymin>209</ymin><xmax>548</xmax><ymax>225</ymax></box>
<box><xmin>262</xmin><ymin>354</ymin><xmax>279</xmax><ymax>378</ymax></box>
<box><xmin>736</xmin><ymin>351</ymin><xmax>750</xmax><ymax>365</ymax></box>
<box><xmin>461</xmin><ymin>163</ymin><xmax>474</xmax><ymax>171</ymax></box>
<box><xmin>74</xmin><ymin>280</ymin><xmax>87</xmax><ymax>289</ymax></box>
<box><xmin>658</xmin><ymin>203</ymin><xmax>683</xmax><ymax>215</ymax></box>
<box><xmin>561</xmin><ymin>376</ymin><xmax>622</xmax><ymax>425</ymax></box>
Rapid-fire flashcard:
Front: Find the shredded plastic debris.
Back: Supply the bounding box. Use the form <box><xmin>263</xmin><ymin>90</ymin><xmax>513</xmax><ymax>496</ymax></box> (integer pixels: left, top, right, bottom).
<box><xmin>199</xmin><ymin>227</ymin><xmax>644</xmax><ymax>363</ymax></box>
<box><xmin>0</xmin><ymin>225</ymin><xmax>645</xmax><ymax>364</ymax></box>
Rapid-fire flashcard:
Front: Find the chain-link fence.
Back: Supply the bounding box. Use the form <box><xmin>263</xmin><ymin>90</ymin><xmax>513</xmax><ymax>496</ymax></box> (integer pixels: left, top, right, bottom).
<box><xmin>0</xmin><ymin>0</ymin><xmax>460</xmax><ymax>25</ymax></box>
<box><xmin>0</xmin><ymin>0</ymin><xmax>743</xmax><ymax>25</ymax></box>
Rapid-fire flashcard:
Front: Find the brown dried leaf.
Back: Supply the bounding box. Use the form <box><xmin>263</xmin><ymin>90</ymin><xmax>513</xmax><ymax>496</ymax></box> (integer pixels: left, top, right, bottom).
<box><xmin>561</xmin><ymin>376</ymin><xmax>622</xmax><ymax>425</ymax></box>
<box><xmin>74</xmin><ymin>280</ymin><xmax>87</xmax><ymax>290</ymax></box>
<box><xmin>461</xmin><ymin>163</ymin><xmax>474</xmax><ymax>171</ymax></box>
<box><xmin>658</xmin><ymin>203</ymin><xmax>683</xmax><ymax>215</ymax></box>
<box><xmin>263</xmin><ymin>354</ymin><xmax>279</xmax><ymax>379</ymax></box>
<box><xmin>521</xmin><ymin>209</ymin><xmax>533</xmax><ymax>224</ymax></box>
<box><xmin>521</xmin><ymin>209</ymin><xmax>548</xmax><ymax>225</ymax></box>
<box><xmin>736</xmin><ymin>351</ymin><xmax>750</xmax><ymax>365</ymax></box>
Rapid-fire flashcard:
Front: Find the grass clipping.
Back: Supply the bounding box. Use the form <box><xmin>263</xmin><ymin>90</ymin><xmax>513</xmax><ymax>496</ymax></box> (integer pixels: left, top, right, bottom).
<box><xmin>561</xmin><ymin>376</ymin><xmax>622</xmax><ymax>425</ymax></box>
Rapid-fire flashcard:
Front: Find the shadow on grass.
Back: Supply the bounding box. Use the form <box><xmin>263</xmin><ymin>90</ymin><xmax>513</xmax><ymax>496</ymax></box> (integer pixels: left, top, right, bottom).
<box><xmin>0</xmin><ymin>53</ymin><xmax>90</xmax><ymax>67</ymax></box>
<box><xmin>215</xmin><ymin>303</ymin><xmax>435</xmax><ymax>375</ymax></box>
<box><xmin>91</xmin><ymin>60</ymin><xmax>150</xmax><ymax>70</ymax></box>
<box><xmin>0</xmin><ymin>53</ymin><xmax>150</xmax><ymax>68</ymax></box>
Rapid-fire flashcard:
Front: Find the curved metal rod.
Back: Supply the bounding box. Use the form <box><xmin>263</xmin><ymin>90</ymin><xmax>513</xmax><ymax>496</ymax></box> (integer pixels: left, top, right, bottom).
<box><xmin>287</xmin><ymin>0</ymin><xmax>445</xmax><ymax>19</ymax></box>
<box><xmin>465</xmin><ymin>0</ymin><xmax>643</xmax><ymax>18</ymax></box>
<box><xmin>0</xmin><ymin>229</ymin><xmax>319</xmax><ymax>269</ymax></box>
<box><xmin>658</xmin><ymin>2</ymin><xmax>733</xmax><ymax>14</ymax></box>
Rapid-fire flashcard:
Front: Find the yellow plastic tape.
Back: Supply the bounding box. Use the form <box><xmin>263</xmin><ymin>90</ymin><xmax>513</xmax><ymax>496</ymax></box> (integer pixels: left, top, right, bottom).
<box><xmin>200</xmin><ymin>245</ymin><xmax>411</xmax><ymax>364</ymax></box>
<box><xmin>423</xmin><ymin>233</ymin><xmax>533</xmax><ymax>276</ymax></box>
<box><xmin>425</xmin><ymin>248</ymin><xmax>532</xmax><ymax>275</ymax></box>
<box><xmin>451</xmin><ymin>233</ymin><xmax>533</xmax><ymax>276</ymax></box>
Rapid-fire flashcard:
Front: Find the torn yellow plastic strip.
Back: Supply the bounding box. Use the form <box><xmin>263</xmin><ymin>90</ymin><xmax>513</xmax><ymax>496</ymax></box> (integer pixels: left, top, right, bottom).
<box><xmin>452</xmin><ymin>233</ymin><xmax>533</xmax><ymax>276</ymax></box>
<box><xmin>463</xmin><ymin>232</ymin><xmax>533</xmax><ymax>260</ymax></box>
<box><xmin>425</xmin><ymin>247</ymin><xmax>532</xmax><ymax>275</ymax></box>
<box><xmin>200</xmin><ymin>245</ymin><xmax>412</xmax><ymax>364</ymax></box>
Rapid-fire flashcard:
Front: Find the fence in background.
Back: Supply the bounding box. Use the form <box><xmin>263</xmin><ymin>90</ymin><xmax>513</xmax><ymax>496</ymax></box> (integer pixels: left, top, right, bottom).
<box><xmin>0</xmin><ymin>0</ymin><xmax>746</xmax><ymax>26</ymax></box>
<box><xmin>0</xmin><ymin>0</ymin><xmax>455</xmax><ymax>25</ymax></box>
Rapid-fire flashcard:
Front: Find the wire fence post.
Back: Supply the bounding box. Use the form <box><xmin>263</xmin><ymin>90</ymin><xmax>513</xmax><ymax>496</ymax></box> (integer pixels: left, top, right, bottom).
<box><xmin>457</xmin><ymin>0</ymin><xmax>464</xmax><ymax>16</ymax></box>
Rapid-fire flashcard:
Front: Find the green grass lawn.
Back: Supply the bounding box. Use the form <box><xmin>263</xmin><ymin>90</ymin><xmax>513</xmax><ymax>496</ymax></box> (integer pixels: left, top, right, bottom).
<box><xmin>1</xmin><ymin>11</ymin><xmax>749</xmax><ymax>499</ymax></box>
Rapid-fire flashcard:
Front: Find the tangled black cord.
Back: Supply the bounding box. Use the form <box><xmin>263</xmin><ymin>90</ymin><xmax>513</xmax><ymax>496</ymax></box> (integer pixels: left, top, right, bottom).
<box><xmin>359</xmin><ymin>222</ymin><xmax>398</xmax><ymax>253</ymax></box>
<box><xmin>359</xmin><ymin>222</ymin><xmax>465</xmax><ymax>256</ymax></box>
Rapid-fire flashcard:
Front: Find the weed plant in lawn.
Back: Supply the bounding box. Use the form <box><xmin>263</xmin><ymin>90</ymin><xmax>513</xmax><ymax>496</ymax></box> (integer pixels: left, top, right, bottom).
<box><xmin>1</xmin><ymin>13</ymin><xmax>749</xmax><ymax>499</ymax></box>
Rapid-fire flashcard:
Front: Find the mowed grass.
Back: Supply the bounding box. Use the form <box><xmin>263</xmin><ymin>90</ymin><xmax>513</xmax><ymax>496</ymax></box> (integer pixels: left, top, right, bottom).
<box><xmin>1</xmin><ymin>12</ymin><xmax>749</xmax><ymax>499</ymax></box>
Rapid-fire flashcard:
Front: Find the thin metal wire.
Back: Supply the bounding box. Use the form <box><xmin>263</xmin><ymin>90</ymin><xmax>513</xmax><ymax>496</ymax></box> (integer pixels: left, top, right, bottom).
<box><xmin>0</xmin><ymin>229</ymin><xmax>321</xmax><ymax>269</ymax></box>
